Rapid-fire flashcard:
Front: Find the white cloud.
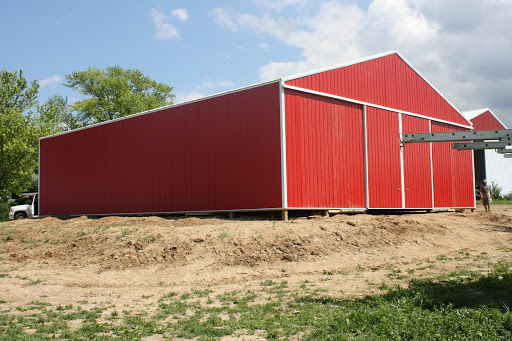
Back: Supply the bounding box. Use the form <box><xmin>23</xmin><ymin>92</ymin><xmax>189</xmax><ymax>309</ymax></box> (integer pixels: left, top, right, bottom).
<box><xmin>210</xmin><ymin>8</ymin><xmax>238</xmax><ymax>32</ymax></box>
<box><xmin>171</xmin><ymin>8</ymin><xmax>189</xmax><ymax>21</ymax></box>
<box><xmin>38</xmin><ymin>75</ymin><xmax>63</xmax><ymax>87</ymax></box>
<box><xmin>212</xmin><ymin>0</ymin><xmax>512</xmax><ymax>128</ymax></box>
<box><xmin>149</xmin><ymin>8</ymin><xmax>181</xmax><ymax>39</ymax></box>
<box><xmin>174</xmin><ymin>90</ymin><xmax>206</xmax><ymax>104</ymax></box>
<box><xmin>253</xmin><ymin>0</ymin><xmax>308</xmax><ymax>11</ymax></box>
<box><xmin>258</xmin><ymin>42</ymin><xmax>270</xmax><ymax>49</ymax></box>
<box><xmin>202</xmin><ymin>80</ymin><xmax>236</xmax><ymax>89</ymax></box>
<box><xmin>174</xmin><ymin>79</ymin><xmax>236</xmax><ymax>104</ymax></box>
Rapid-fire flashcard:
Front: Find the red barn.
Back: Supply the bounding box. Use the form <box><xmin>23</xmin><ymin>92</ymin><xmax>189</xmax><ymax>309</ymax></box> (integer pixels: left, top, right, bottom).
<box><xmin>39</xmin><ymin>51</ymin><xmax>476</xmax><ymax>218</ymax></box>
<box><xmin>462</xmin><ymin>108</ymin><xmax>512</xmax><ymax>196</ymax></box>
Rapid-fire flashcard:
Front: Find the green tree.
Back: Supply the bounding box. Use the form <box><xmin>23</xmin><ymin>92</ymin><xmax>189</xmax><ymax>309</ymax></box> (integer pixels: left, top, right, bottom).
<box><xmin>491</xmin><ymin>181</ymin><xmax>502</xmax><ymax>200</ymax></box>
<box><xmin>65</xmin><ymin>66</ymin><xmax>174</xmax><ymax>124</ymax></box>
<box><xmin>0</xmin><ymin>69</ymin><xmax>40</xmax><ymax>200</ymax></box>
<box><xmin>38</xmin><ymin>95</ymin><xmax>82</xmax><ymax>134</ymax></box>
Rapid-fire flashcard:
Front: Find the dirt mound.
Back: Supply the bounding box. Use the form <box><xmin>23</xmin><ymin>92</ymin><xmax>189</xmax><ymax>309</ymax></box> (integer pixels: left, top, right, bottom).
<box><xmin>1</xmin><ymin>206</ymin><xmax>512</xmax><ymax>315</ymax></box>
<box><xmin>1</xmin><ymin>209</ymin><xmax>498</xmax><ymax>271</ymax></box>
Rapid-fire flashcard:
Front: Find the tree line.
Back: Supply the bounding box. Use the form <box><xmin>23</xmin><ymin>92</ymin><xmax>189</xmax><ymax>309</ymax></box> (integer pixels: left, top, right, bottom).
<box><xmin>0</xmin><ymin>66</ymin><xmax>174</xmax><ymax>216</ymax></box>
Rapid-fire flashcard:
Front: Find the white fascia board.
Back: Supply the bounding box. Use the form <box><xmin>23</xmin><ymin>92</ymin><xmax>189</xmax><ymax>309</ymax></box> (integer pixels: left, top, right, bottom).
<box><xmin>394</xmin><ymin>52</ymin><xmax>473</xmax><ymax>127</ymax></box>
<box><xmin>40</xmin><ymin>79</ymin><xmax>282</xmax><ymax>141</ymax></box>
<box><xmin>281</xmin><ymin>50</ymin><xmax>398</xmax><ymax>82</ymax></box>
<box><xmin>280</xmin><ymin>50</ymin><xmax>472</xmax><ymax>128</ymax></box>
<box><xmin>464</xmin><ymin>108</ymin><xmax>508</xmax><ymax>129</ymax></box>
<box><xmin>461</xmin><ymin>108</ymin><xmax>489</xmax><ymax>121</ymax></box>
<box><xmin>283</xmin><ymin>84</ymin><xmax>473</xmax><ymax>130</ymax></box>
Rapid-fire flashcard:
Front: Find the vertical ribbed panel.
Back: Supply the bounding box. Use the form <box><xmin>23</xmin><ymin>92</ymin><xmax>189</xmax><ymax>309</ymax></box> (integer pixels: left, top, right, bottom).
<box><xmin>431</xmin><ymin>122</ymin><xmax>474</xmax><ymax>208</ymax></box>
<box><xmin>470</xmin><ymin>111</ymin><xmax>507</xmax><ymax>130</ymax></box>
<box><xmin>285</xmin><ymin>89</ymin><xmax>365</xmax><ymax>208</ymax></box>
<box><xmin>402</xmin><ymin>115</ymin><xmax>432</xmax><ymax>208</ymax></box>
<box><xmin>40</xmin><ymin>82</ymin><xmax>282</xmax><ymax>216</ymax></box>
<box><xmin>366</xmin><ymin>107</ymin><xmax>402</xmax><ymax>208</ymax></box>
<box><xmin>285</xmin><ymin>54</ymin><xmax>468</xmax><ymax>126</ymax></box>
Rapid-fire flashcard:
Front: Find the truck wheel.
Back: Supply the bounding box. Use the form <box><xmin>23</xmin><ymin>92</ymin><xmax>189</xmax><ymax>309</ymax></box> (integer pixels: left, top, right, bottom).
<box><xmin>14</xmin><ymin>212</ymin><xmax>27</xmax><ymax>220</ymax></box>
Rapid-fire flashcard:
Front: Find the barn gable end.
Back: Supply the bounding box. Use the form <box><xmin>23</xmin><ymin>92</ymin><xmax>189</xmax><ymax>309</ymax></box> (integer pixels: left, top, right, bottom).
<box><xmin>284</xmin><ymin>52</ymin><xmax>471</xmax><ymax>127</ymax></box>
<box><xmin>463</xmin><ymin>108</ymin><xmax>507</xmax><ymax>130</ymax></box>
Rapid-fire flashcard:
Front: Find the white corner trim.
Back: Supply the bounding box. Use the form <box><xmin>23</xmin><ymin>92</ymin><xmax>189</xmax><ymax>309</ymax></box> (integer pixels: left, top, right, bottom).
<box><xmin>283</xmin><ymin>84</ymin><xmax>474</xmax><ymax>130</ymax></box>
<box><xmin>399</xmin><ymin>113</ymin><xmax>405</xmax><ymax>209</ymax></box>
<box><xmin>471</xmin><ymin>148</ymin><xmax>476</xmax><ymax>209</ymax></box>
<box><xmin>429</xmin><ymin>120</ymin><xmax>435</xmax><ymax>209</ymax></box>
<box><xmin>279</xmin><ymin>80</ymin><xmax>288</xmax><ymax>209</ymax></box>
<box><xmin>363</xmin><ymin>105</ymin><xmax>369</xmax><ymax>209</ymax></box>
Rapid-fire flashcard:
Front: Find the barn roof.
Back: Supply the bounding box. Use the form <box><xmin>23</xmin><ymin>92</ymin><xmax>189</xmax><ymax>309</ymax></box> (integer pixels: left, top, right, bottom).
<box><xmin>43</xmin><ymin>51</ymin><xmax>473</xmax><ymax>141</ymax></box>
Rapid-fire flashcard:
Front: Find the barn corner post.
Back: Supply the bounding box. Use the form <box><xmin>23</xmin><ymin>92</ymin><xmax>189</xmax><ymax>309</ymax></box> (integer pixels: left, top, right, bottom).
<box><xmin>429</xmin><ymin>120</ymin><xmax>435</xmax><ymax>210</ymax></box>
<box><xmin>279</xmin><ymin>79</ymin><xmax>289</xmax><ymax>221</ymax></box>
<box><xmin>363</xmin><ymin>104</ymin><xmax>369</xmax><ymax>209</ymax></box>
<box><xmin>398</xmin><ymin>113</ymin><xmax>406</xmax><ymax>209</ymax></box>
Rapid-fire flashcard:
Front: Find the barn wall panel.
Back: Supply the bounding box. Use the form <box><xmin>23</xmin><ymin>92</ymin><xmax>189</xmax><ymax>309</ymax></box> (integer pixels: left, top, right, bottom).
<box><xmin>285</xmin><ymin>54</ymin><xmax>468</xmax><ymax>126</ymax></box>
<box><xmin>40</xmin><ymin>83</ymin><xmax>282</xmax><ymax>216</ymax></box>
<box><xmin>401</xmin><ymin>115</ymin><xmax>432</xmax><ymax>208</ymax></box>
<box><xmin>285</xmin><ymin>89</ymin><xmax>365</xmax><ymax>208</ymax></box>
<box><xmin>366</xmin><ymin>107</ymin><xmax>402</xmax><ymax>208</ymax></box>
<box><xmin>431</xmin><ymin>122</ymin><xmax>474</xmax><ymax>208</ymax></box>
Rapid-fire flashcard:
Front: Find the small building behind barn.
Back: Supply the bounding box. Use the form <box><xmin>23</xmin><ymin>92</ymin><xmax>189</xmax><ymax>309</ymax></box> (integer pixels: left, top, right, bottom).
<box><xmin>39</xmin><ymin>51</ymin><xmax>475</xmax><ymax>217</ymax></box>
<box><xmin>462</xmin><ymin>108</ymin><xmax>512</xmax><ymax>197</ymax></box>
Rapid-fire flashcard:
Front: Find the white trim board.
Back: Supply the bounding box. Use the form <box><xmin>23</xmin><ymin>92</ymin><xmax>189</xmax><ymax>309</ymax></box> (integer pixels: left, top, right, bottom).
<box><xmin>462</xmin><ymin>108</ymin><xmax>508</xmax><ymax>129</ymax></box>
<box><xmin>283</xmin><ymin>84</ymin><xmax>473</xmax><ymax>130</ymax></box>
<box><xmin>363</xmin><ymin>105</ymin><xmax>369</xmax><ymax>209</ymax></box>
<box><xmin>279</xmin><ymin>80</ymin><xmax>288</xmax><ymax>209</ymax></box>
<box><xmin>40</xmin><ymin>79</ymin><xmax>281</xmax><ymax>141</ymax></box>
<box><xmin>282</xmin><ymin>50</ymin><xmax>398</xmax><ymax>82</ymax></box>
<box><xmin>41</xmin><ymin>51</ymin><xmax>472</xmax><ymax>142</ymax></box>
<box><xmin>395</xmin><ymin>52</ymin><xmax>473</xmax><ymax>127</ymax></box>
<box><xmin>429</xmin><ymin>120</ymin><xmax>435</xmax><ymax>209</ymax></box>
<box><xmin>399</xmin><ymin>113</ymin><xmax>405</xmax><ymax>209</ymax></box>
<box><xmin>283</xmin><ymin>50</ymin><xmax>472</xmax><ymax>128</ymax></box>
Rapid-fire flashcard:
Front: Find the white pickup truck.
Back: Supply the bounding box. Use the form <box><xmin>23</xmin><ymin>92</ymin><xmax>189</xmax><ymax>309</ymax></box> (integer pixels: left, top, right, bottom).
<box><xmin>9</xmin><ymin>193</ymin><xmax>39</xmax><ymax>220</ymax></box>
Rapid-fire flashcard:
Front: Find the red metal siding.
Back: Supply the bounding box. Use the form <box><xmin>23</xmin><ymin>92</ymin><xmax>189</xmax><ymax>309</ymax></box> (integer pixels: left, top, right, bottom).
<box><xmin>286</xmin><ymin>54</ymin><xmax>468</xmax><ymax>126</ymax></box>
<box><xmin>285</xmin><ymin>89</ymin><xmax>365</xmax><ymax>208</ymax></box>
<box><xmin>470</xmin><ymin>111</ymin><xmax>507</xmax><ymax>130</ymax></box>
<box><xmin>431</xmin><ymin>122</ymin><xmax>474</xmax><ymax>208</ymax></box>
<box><xmin>402</xmin><ymin>115</ymin><xmax>432</xmax><ymax>208</ymax></box>
<box><xmin>40</xmin><ymin>83</ymin><xmax>282</xmax><ymax>216</ymax></box>
<box><xmin>366</xmin><ymin>107</ymin><xmax>402</xmax><ymax>208</ymax></box>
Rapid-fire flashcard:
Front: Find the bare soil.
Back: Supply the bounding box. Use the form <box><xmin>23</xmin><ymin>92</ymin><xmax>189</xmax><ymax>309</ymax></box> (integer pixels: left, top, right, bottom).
<box><xmin>1</xmin><ymin>206</ymin><xmax>511</xmax><ymax>315</ymax></box>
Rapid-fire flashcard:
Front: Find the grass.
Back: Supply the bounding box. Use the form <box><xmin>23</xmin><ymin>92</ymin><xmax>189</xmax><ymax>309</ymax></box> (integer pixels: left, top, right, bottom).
<box><xmin>476</xmin><ymin>198</ymin><xmax>512</xmax><ymax>205</ymax></box>
<box><xmin>0</xmin><ymin>262</ymin><xmax>510</xmax><ymax>340</ymax></box>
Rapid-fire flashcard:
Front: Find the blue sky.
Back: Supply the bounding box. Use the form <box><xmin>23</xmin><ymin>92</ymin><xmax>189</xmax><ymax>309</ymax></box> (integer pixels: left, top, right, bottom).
<box><xmin>2</xmin><ymin>0</ymin><xmax>512</xmax><ymax>128</ymax></box>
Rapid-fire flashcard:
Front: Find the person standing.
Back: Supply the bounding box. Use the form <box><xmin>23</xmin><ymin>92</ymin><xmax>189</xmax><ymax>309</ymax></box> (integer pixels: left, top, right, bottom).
<box><xmin>480</xmin><ymin>179</ymin><xmax>492</xmax><ymax>213</ymax></box>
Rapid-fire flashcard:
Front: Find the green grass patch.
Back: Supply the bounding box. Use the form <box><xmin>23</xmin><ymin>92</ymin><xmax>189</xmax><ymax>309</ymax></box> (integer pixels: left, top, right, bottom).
<box><xmin>0</xmin><ymin>262</ymin><xmax>511</xmax><ymax>340</ymax></box>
